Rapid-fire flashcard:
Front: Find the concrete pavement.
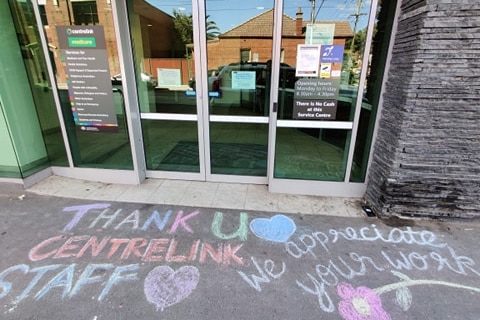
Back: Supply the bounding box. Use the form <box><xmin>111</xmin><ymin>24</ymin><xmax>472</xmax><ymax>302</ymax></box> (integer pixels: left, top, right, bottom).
<box><xmin>1</xmin><ymin>179</ymin><xmax>479</xmax><ymax>319</ymax></box>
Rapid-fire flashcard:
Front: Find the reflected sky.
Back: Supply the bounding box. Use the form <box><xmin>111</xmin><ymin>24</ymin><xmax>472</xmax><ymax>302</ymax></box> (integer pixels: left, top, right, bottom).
<box><xmin>146</xmin><ymin>0</ymin><xmax>371</xmax><ymax>34</ymax></box>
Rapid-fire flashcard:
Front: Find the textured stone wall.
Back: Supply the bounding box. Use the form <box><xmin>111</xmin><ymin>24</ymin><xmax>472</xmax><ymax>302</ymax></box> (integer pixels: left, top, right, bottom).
<box><xmin>365</xmin><ymin>0</ymin><xmax>480</xmax><ymax>219</ymax></box>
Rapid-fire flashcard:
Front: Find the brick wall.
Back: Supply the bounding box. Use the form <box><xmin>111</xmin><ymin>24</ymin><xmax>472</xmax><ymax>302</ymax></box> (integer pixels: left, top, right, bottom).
<box><xmin>44</xmin><ymin>0</ymin><xmax>120</xmax><ymax>86</ymax></box>
<box><xmin>365</xmin><ymin>0</ymin><xmax>480</xmax><ymax>219</ymax></box>
<box><xmin>207</xmin><ymin>38</ymin><xmax>346</xmax><ymax>70</ymax></box>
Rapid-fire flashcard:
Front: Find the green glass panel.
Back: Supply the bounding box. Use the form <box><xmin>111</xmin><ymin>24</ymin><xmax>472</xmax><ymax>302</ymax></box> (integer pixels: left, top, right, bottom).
<box><xmin>0</xmin><ymin>1</ymin><xmax>49</xmax><ymax>178</ymax></box>
<box><xmin>0</xmin><ymin>100</ymin><xmax>21</xmax><ymax>178</ymax></box>
<box><xmin>41</xmin><ymin>0</ymin><xmax>133</xmax><ymax>170</ymax></box>
<box><xmin>8</xmin><ymin>0</ymin><xmax>68</xmax><ymax>167</ymax></box>
<box><xmin>210</xmin><ymin>122</ymin><xmax>268</xmax><ymax>176</ymax></box>
<box><xmin>274</xmin><ymin>127</ymin><xmax>349</xmax><ymax>181</ymax></box>
<box><xmin>142</xmin><ymin>119</ymin><xmax>199</xmax><ymax>172</ymax></box>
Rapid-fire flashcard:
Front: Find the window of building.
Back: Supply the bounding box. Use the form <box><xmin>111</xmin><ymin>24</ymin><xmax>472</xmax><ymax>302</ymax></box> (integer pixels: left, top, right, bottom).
<box><xmin>240</xmin><ymin>49</ymin><xmax>251</xmax><ymax>62</ymax></box>
<box><xmin>39</xmin><ymin>5</ymin><xmax>48</xmax><ymax>26</ymax></box>
<box><xmin>72</xmin><ymin>0</ymin><xmax>99</xmax><ymax>25</ymax></box>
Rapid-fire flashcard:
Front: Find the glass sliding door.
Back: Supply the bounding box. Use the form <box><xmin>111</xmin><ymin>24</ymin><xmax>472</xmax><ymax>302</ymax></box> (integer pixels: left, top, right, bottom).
<box><xmin>268</xmin><ymin>0</ymin><xmax>381</xmax><ymax>196</ymax></box>
<box><xmin>204</xmin><ymin>0</ymin><xmax>274</xmax><ymax>180</ymax></box>
<box><xmin>129</xmin><ymin>0</ymin><xmax>204</xmax><ymax>179</ymax></box>
<box><xmin>133</xmin><ymin>0</ymin><xmax>276</xmax><ymax>183</ymax></box>
<box><xmin>35</xmin><ymin>0</ymin><xmax>133</xmax><ymax>170</ymax></box>
<box><xmin>122</xmin><ymin>0</ymin><xmax>390</xmax><ymax>195</ymax></box>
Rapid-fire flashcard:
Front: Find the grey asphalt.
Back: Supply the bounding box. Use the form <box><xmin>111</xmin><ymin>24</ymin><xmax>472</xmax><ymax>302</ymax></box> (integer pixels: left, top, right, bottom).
<box><xmin>1</xmin><ymin>182</ymin><xmax>479</xmax><ymax>320</ymax></box>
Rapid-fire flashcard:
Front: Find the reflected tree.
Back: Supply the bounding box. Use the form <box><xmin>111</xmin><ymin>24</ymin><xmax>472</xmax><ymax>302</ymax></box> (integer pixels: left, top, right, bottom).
<box><xmin>172</xmin><ymin>9</ymin><xmax>220</xmax><ymax>45</ymax></box>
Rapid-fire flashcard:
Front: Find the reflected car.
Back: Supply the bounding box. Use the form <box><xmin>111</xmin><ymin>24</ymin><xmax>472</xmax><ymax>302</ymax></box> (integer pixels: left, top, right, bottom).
<box><xmin>210</xmin><ymin>61</ymin><xmax>296</xmax><ymax>111</ymax></box>
<box><xmin>188</xmin><ymin>67</ymin><xmax>224</xmax><ymax>91</ymax></box>
<box><xmin>111</xmin><ymin>72</ymin><xmax>157</xmax><ymax>88</ymax></box>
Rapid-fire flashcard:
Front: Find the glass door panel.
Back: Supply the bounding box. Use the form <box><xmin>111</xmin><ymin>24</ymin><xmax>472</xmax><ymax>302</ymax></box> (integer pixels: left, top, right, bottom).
<box><xmin>209</xmin><ymin>122</ymin><xmax>269</xmax><ymax>176</ymax></box>
<box><xmin>350</xmin><ymin>0</ymin><xmax>398</xmax><ymax>182</ymax></box>
<box><xmin>205</xmin><ymin>0</ymin><xmax>274</xmax><ymax>177</ymax></box>
<box><xmin>39</xmin><ymin>0</ymin><xmax>133</xmax><ymax>170</ymax></box>
<box><xmin>270</xmin><ymin>0</ymin><xmax>378</xmax><ymax>192</ymax></box>
<box><xmin>142</xmin><ymin>119</ymin><xmax>199</xmax><ymax>172</ymax></box>
<box><xmin>275</xmin><ymin>127</ymin><xmax>348</xmax><ymax>181</ymax></box>
<box><xmin>130</xmin><ymin>0</ymin><xmax>202</xmax><ymax>174</ymax></box>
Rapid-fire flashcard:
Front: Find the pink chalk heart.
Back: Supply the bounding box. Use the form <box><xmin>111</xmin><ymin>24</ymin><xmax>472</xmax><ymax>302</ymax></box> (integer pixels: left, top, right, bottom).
<box><xmin>144</xmin><ymin>265</ymin><xmax>200</xmax><ymax>311</ymax></box>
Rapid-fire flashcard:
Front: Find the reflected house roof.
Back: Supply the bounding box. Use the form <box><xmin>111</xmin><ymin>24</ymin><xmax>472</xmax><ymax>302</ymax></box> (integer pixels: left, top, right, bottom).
<box><xmin>220</xmin><ymin>9</ymin><xmax>353</xmax><ymax>38</ymax></box>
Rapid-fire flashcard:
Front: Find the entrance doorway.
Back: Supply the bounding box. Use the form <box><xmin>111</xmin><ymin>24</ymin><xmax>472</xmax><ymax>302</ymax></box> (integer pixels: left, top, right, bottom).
<box><xmin>27</xmin><ymin>0</ymin><xmax>393</xmax><ymax>195</ymax></box>
<box><xmin>126</xmin><ymin>0</ymin><xmax>382</xmax><ymax>196</ymax></box>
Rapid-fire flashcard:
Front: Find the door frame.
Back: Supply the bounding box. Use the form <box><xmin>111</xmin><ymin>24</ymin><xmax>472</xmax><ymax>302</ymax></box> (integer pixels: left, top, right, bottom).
<box><xmin>194</xmin><ymin>0</ymin><xmax>269</xmax><ymax>184</ymax></box>
<box><xmin>266</xmin><ymin>0</ymin><xmax>380</xmax><ymax>197</ymax></box>
<box><xmin>31</xmin><ymin>0</ymin><xmax>383</xmax><ymax>197</ymax></box>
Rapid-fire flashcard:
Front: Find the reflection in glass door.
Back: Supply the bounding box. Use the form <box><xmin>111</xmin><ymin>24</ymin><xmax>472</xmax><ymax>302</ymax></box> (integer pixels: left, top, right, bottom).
<box><xmin>36</xmin><ymin>0</ymin><xmax>134</xmax><ymax>170</ymax></box>
<box><xmin>126</xmin><ymin>0</ymin><xmax>387</xmax><ymax>194</ymax></box>
<box><xmin>204</xmin><ymin>0</ymin><xmax>275</xmax><ymax>180</ymax></box>
<box><xmin>128</xmin><ymin>0</ymin><xmax>203</xmax><ymax>178</ymax></box>
<box><xmin>268</xmin><ymin>0</ymin><xmax>381</xmax><ymax>196</ymax></box>
<box><xmin>131</xmin><ymin>0</ymin><xmax>277</xmax><ymax>182</ymax></box>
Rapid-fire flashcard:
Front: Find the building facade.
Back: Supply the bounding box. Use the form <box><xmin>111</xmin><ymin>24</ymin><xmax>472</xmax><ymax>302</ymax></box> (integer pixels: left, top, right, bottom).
<box><xmin>0</xmin><ymin>0</ymin><xmax>478</xmax><ymax>219</ymax></box>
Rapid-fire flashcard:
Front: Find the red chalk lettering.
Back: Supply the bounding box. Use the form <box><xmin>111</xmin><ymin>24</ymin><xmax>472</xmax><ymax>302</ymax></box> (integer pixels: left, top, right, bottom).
<box><xmin>165</xmin><ymin>239</ymin><xmax>187</xmax><ymax>262</ymax></box>
<box><xmin>29</xmin><ymin>235</ymin><xmax>64</xmax><ymax>261</ymax></box>
<box><xmin>120</xmin><ymin>238</ymin><xmax>148</xmax><ymax>259</ymax></box>
<box><xmin>188</xmin><ymin>240</ymin><xmax>201</xmax><ymax>261</ymax></box>
<box><xmin>54</xmin><ymin>235</ymin><xmax>90</xmax><ymax>259</ymax></box>
<box><xmin>76</xmin><ymin>236</ymin><xmax>111</xmax><ymax>258</ymax></box>
<box><xmin>106</xmin><ymin>238</ymin><xmax>130</xmax><ymax>259</ymax></box>
<box><xmin>199</xmin><ymin>243</ymin><xmax>223</xmax><ymax>264</ymax></box>
<box><xmin>222</xmin><ymin>244</ymin><xmax>244</xmax><ymax>266</ymax></box>
<box><xmin>142</xmin><ymin>239</ymin><xmax>169</xmax><ymax>262</ymax></box>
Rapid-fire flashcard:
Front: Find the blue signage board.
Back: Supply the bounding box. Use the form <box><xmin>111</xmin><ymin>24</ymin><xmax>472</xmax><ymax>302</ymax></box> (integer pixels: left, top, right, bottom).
<box><xmin>320</xmin><ymin>45</ymin><xmax>345</xmax><ymax>63</ymax></box>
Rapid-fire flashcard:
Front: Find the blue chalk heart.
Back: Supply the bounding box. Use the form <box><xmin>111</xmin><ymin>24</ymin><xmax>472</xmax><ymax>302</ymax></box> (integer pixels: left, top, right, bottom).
<box><xmin>250</xmin><ymin>215</ymin><xmax>296</xmax><ymax>243</ymax></box>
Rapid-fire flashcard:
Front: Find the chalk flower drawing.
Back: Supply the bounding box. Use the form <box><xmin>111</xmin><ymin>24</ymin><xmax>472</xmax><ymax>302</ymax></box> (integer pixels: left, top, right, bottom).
<box><xmin>337</xmin><ymin>272</ymin><xmax>480</xmax><ymax>319</ymax></box>
<box><xmin>337</xmin><ymin>283</ymin><xmax>391</xmax><ymax>320</ymax></box>
<box><xmin>374</xmin><ymin>271</ymin><xmax>480</xmax><ymax>311</ymax></box>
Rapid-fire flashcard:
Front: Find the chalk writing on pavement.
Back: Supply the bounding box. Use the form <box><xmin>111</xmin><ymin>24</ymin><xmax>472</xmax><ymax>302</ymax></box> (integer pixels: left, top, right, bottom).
<box><xmin>0</xmin><ymin>202</ymin><xmax>479</xmax><ymax>319</ymax></box>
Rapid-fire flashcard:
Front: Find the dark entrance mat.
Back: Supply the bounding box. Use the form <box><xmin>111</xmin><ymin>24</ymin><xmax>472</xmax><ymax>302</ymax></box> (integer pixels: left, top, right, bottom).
<box><xmin>157</xmin><ymin>141</ymin><xmax>267</xmax><ymax>175</ymax></box>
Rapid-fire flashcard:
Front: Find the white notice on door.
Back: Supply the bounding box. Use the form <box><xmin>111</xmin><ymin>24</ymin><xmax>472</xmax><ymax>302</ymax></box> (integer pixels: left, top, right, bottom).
<box><xmin>296</xmin><ymin>44</ymin><xmax>321</xmax><ymax>77</ymax></box>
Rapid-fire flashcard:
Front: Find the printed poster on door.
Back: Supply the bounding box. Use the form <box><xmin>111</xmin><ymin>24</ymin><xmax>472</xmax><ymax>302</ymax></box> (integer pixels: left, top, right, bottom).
<box><xmin>293</xmin><ymin>78</ymin><xmax>341</xmax><ymax>120</ymax></box>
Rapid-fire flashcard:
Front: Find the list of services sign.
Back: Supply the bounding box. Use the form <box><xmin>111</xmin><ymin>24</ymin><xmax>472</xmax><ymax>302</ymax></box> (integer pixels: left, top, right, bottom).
<box><xmin>57</xmin><ymin>26</ymin><xmax>118</xmax><ymax>132</ymax></box>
